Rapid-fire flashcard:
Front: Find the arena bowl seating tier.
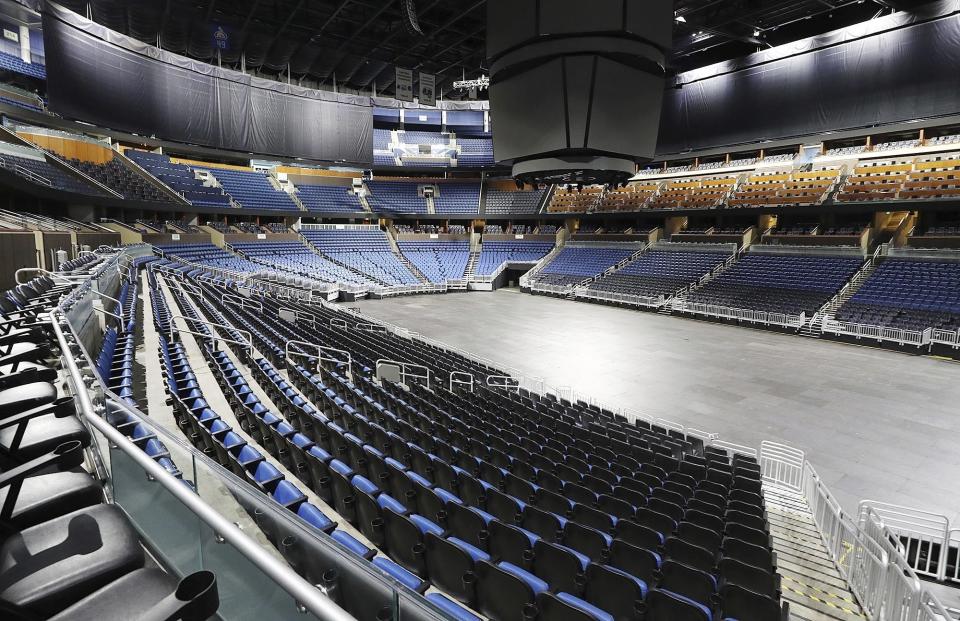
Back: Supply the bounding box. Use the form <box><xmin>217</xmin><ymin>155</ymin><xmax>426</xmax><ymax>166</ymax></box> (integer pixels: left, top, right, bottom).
<box><xmin>684</xmin><ymin>252</ymin><xmax>864</xmax><ymax>317</ymax></box>
<box><xmin>142</xmin><ymin>253</ymin><xmax>789</xmax><ymax>621</ymax></box>
<box><xmin>301</xmin><ymin>227</ymin><xmax>420</xmax><ymax>286</ymax></box>
<box><xmin>531</xmin><ymin>245</ymin><xmax>641</xmax><ymax>287</ymax></box>
<box><xmin>587</xmin><ymin>248</ymin><xmax>733</xmax><ymax>301</ymax></box>
<box><xmin>834</xmin><ymin>258</ymin><xmax>960</xmax><ymax>331</ymax></box>
<box><xmin>125</xmin><ymin>151</ymin><xmax>232</xmax><ymax>208</ymax></box>
<box><xmin>3</xmin><ymin>239</ymin><xmax>956</xmax><ymax>621</ymax></box>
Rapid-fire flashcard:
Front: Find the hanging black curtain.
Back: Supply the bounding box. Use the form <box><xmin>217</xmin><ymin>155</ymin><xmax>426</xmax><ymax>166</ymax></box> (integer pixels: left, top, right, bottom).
<box><xmin>41</xmin><ymin>2</ymin><xmax>372</xmax><ymax>165</ymax></box>
<box><xmin>657</xmin><ymin>7</ymin><xmax>960</xmax><ymax>155</ymax></box>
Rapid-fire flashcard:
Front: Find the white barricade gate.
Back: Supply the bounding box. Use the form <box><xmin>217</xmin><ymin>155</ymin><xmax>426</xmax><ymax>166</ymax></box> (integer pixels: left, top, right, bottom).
<box><xmin>168</xmin><ymin>315</ymin><xmax>253</xmax><ymax>355</ymax></box>
<box><xmin>760</xmin><ymin>441</ymin><xmax>806</xmax><ymax>492</ymax></box>
<box><xmin>449</xmin><ymin>371</ymin><xmax>474</xmax><ymax>393</ymax></box>
<box><xmin>279</xmin><ymin>307</ymin><xmax>319</xmax><ymax>327</ymax></box>
<box><xmin>286</xmin><ymin>340</ymin><xmax>353</xmax><ymax>382</ymax></box>
<box><xmin>931</xmin><ymin>328</ymin><xmax>960</xmax><ymax>348</ymax></box>
<box><xmin>857</xmin><ymin>501</ymin><xmax>951</xmax><ymax>583</ymax></box>
<box><xmin>222</xmin><ymin>293</ymin><xmax>263</xmax><ymax>312</ymax></box>
<box><xmin>486</xmin><ymin>375</ymin><xmax>520</xmax><ymax>392</ymax></box>
<box><xmin>376</xmin><ymin>359</ymin><xmax>430</xmax><ymax>389</ymax></box>
<box><xmin>821</xmin><ymin>319</ymin><xmax>933</xmax><ymax>348</ymax></box>
<box><xmin>330</xmin><ymin>317</ymin><xmax>349</xmax><ymax>330</ymax></box>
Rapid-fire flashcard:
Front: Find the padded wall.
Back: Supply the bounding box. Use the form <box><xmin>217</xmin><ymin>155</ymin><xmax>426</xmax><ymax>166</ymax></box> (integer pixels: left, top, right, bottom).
<box><xmin>658</xmin><ymin>6</ymin><xmax>960</xmax><ymax>154</ymax></box>
<box><xmin>42</xmin><ymin>3</ymin><xmax>372</xmax><ymax>165</ymax></box>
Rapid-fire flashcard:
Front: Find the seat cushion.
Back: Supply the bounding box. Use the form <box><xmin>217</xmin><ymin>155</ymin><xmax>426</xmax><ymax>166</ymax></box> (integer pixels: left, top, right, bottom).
<box><xmin>0</xmin><ymin>471</ymin><xmax>102</xmax><ymax>529</ymax></box>
<box><xmin>0</xmin><ymin>382</ymin><xmax>56</xmax><ymax>418</ymax></box>
<box><xmin>0</xmin><ymin>413</ymin><xmax>91</xmax><ymax>461</ymax></box>
<box><xmin>0</xmin><ymin>504</ymin><xmax>145</xmax><ymax>616</ymax></box>
<box><xmin>46</xmin><ymin>568</ymin><xmax>178</xmax><ymax>621</ymax></box>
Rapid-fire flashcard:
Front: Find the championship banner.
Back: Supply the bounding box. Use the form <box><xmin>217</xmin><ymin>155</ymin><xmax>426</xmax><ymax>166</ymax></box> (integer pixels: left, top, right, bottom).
<box><xmin>419</xmin><ymin>72</ymin><xmax>436</xmax><ymax>106</ymax></box>
<box><xmin>395</xmin><ymin>67</ymin><xmax>414</xmax><ymax>102</ymax></box>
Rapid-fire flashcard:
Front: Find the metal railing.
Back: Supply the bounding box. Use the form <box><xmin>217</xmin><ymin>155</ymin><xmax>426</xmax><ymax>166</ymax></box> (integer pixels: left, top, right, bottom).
<box><xmin>49</xmin><ymin>312</ymin><xmax>358</xmax><ymax>621</ymax></box>
<box><xmin>222</xmin><ymin>292</ymin><xmax>263</xmax><ymax>312</ymax></box>
<box><xmin>931</xmin><ymin>328</ymin><xmax>960</xmax><ymax>348</ymax></box>
<box><xmin>376</xmin><ymin>359</ymin><xmax>431</xmax><ymax>389</ymax></box>
<box><xmin>857</xmin><ymin>501</ymin><xmax>952</xmax><ymax>582</ymax></box>
<box><xmin>449</xmin><ymin>371</ymin><xmax>474</xmax><ymax>392</ymax></box>
<box><xmin>760</xmin><ymin>446</ymin><xmax>953</xmax><ymax>621</ymax></box>
<box><xmin>286</xmin><ymin>340</ymin><xmax>353</xmax><ymax>381</ymax></box>
<box><xmin>574</xmin><ymin>288</ymin><xmax>665</xmax><ymax>308</ymax></box>
<box><xmin>279</xmin><ymin>307</ymin><xmax>320</xmax><ymax>327</ymax></box>
<box><xmin>168</xmin><ymin>314</ymin><xmax>253</xmax><ymax>354</ymax></box>
<box><xmin>821</xmin><ymin>318</ymin><xmax>932</xmax><ymax>347</ymax></box>
<box><xmin>671</xmin><ymin>300</ymin><xmax>806</xmax><ymax>329</ymax></box>
<box><xmin>0</xmin><ymin>154</ymin><xmax>52</xmax><ymax>187</ymax></box>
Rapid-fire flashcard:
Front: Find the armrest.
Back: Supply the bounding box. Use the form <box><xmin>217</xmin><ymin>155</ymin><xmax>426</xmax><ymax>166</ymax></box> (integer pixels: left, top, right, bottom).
<box><xmin>0</xmin><ymin>317</ymin><xmax>46</xmax><ymax>333</ymax></box>
<box><xmin>140</xmin><ymin>571</ymin><xmax>219</xmax><ymax>621</ymax></box>
<box><xmin>0</xmin><ymin>366</ymin><xmax>56</xmax><ymax>390</ymax></box>
<box><xmin>0</xmin><ymin>440</ymin><xmax>84</xmax><ymax>521</ymax></box>
<box><xmin>0</xmin><ymin>397</ymin><xmax>75</xmax><ymax>455</ymax></box>
<box><xmin>0</xmin><ymin>396</ymin><xmax>75</xmax><ymax>427</ymax></box>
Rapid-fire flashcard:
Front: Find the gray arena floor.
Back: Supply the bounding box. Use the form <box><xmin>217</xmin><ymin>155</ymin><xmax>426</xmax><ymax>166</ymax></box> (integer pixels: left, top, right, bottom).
<box><xmin>349</xmin><ymin>288</ymin><xmax>960</xmax><ymax>525</ymax></box>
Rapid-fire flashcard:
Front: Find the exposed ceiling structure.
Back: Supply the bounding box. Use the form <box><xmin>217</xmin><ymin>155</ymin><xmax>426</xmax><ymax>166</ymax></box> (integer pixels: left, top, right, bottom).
<box><xmin>50</xmin><ymin>0</ymin><xmax>938</xmax><ymax>99</ymax></box>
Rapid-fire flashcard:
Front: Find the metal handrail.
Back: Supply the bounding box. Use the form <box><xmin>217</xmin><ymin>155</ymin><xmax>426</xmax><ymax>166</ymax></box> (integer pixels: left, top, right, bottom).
<box><xmin>286</xmin><ymin>340</ymin><xmax>353</xmax><ymax>381</ymax></box>
<box><xmin>356</xmin><ymin>322</ymin><xmax>387</xmax><ymax>333</ymax></box>
<box><xmin>222</xmin><ymin>293</ymin><xmax>263</xmax><ymax>312</ymax></box>
<box><xmin>279</xmin><ymin>307</ymin><xmax>319</xmax><ymax>327</ymax></box>
<box><xmin>15</xmin><ymin>266</ymin><xmax>86</xmax><ymax>286</ymax></box>
<box><xmin>168</xmin><ymin>314</ymin><xmax>252</xmax><ymax>354</ymax></box>
<box><xmin>48</xmin><ymin>312</ymin><xmax>356</xmax><ymax>621</ymax></box>
<box><xmin>449</xmin><ymin>371</ymin><xmax>474</xmax><ymax>392</ymax></box>
<box><xmin>376</xmin><ymin>359</ymin><xmax>430</xmax><ymax>389</ymax></box>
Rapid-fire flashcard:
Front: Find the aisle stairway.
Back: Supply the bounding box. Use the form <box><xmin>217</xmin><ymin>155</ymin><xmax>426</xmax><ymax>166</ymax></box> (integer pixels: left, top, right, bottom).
<box><xmin>764</xmin><ymin>485</ymin><xmax>867</xmax><ymax>621</ymax></box>
<box><xmin>464</xmin><ymin>250</ymin><xmax>479</xmax><ymax>279</ymax></box>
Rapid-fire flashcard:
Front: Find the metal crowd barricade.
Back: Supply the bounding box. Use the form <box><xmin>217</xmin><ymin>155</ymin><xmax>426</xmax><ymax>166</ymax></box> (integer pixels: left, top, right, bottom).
<box><xmin>857</xmin><ymin>501</ymin><xmax>951</xmax><ymax>582</ymax></box>
<box><xmin>759</xmin><ymin>441</ymin><xmax>806</xmax><ymax>491</ymax></box>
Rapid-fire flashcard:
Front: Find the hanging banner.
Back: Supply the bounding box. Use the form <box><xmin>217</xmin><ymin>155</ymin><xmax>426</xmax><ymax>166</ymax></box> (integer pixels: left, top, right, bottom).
<box><xmin>419</xmin><ymin>72</ymin><xmax>436</xmax><ymax>107</ymax></box>
<box><xmin>395</xmin><ymin>67</ymin><xmax>414</xmax><ymax>103</ymax></box>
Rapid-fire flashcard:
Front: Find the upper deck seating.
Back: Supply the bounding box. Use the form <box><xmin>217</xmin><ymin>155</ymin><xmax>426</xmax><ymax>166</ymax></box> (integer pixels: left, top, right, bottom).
<box><xmin>547</xmin><ymin>187</ymin><xmax>603</xmax><ymax>213</ymax></box>
<box><xmin>649</xmin><ymin>177</ymin><xmax>737</xmax><ymax>210</ymax></box>
<box><xmin>68</xmin><ymin>157</ymin><xmax>167</xmax><ymax>202</ymax></box>
<box><xmin>125</xmin><ymin>151</ymin><xmax>231</xmax><ymax>208</ymax></box>
<box><xmin>434</xmin><ymin>183</ymin><xmax>480</xmax><ymax>215</ymax></box>
<box><xmin>206</xmin><ymin>168</ymin><xmax>297</xmax><ymax>211</ymax></box>
<box><xmin>485</xmin><ymin>188</ymin><xmax>544</xmax><ymax>214</ymax></box>
<box><xmin>366</xmin><ymin>181</ymin><xmax>429</xmax><ymax>213</ymax></box>
<box><xmin>597</xmin><ymin>183</ymin><xmax>659</xmax><ymax>211</ymax></box>
<box><xmin>728</xmin><ymin>168</ymin><xmax>840</xmax><ymax>208</ymax></box>
<box><xmin>297</xmin><ymin>184</ymin><xmax>363</xmax><ymax>213</ymax></box>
